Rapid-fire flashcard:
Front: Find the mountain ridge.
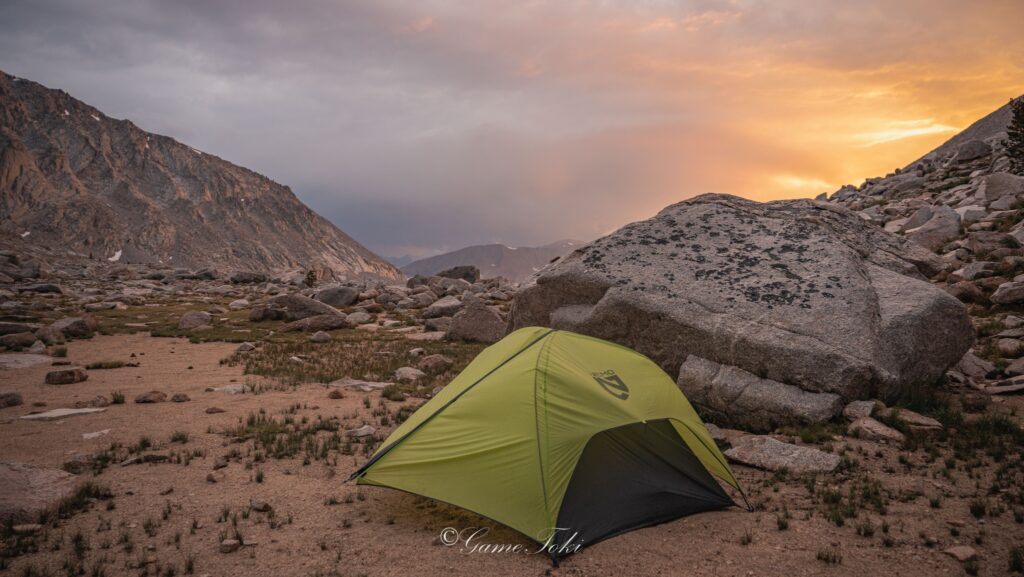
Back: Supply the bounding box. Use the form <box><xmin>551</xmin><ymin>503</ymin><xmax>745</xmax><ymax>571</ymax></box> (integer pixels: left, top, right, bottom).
<box><xmin>0</xmin><ymin>70</ymin><xmax>403</xmax><ymax>282</ymax></box>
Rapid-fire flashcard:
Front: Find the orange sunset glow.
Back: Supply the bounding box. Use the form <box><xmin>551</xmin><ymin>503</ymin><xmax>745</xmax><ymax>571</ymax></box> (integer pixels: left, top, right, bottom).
<box><xmin>2</xmin><ymin>0</ymin><xmax>1022</xmax><ymax>256</ymax></box>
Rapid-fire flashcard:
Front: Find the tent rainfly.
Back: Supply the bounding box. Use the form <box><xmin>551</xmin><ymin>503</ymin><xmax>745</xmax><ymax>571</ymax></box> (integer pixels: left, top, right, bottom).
<box><xmin>350</xmin><ymin>327</ymin><xmax>746</xmax><ymax>563</ymax></box>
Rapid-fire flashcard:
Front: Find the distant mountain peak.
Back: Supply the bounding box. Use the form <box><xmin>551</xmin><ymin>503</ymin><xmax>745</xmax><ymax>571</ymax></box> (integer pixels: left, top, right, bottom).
<box><xmin>401</xmin><ymin>240</ymin><xmax>586</xmax><ymax>282</ymax></box>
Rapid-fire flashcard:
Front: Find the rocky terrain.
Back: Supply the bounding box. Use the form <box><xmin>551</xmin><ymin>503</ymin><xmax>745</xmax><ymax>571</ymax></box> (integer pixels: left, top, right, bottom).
<box><xmin>2</xmin><ymin>96</ymin><xmax>1024</xmax><ymax>577</ymax></box>
<box><xmin>0</xmin><ymin>70</ymin><xmax>402</xmax><ymax>283</ymax></box>
<box><xmin>400</xmin><ymin>240</ymin><xmax>582</xmax><ymax>283</ymax></box>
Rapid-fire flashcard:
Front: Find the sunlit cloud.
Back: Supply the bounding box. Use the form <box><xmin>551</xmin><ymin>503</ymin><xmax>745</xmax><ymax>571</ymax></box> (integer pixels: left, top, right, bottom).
<box><xmin>1</xmin><ymin>0</ymin><xmax>1022</xmax><ymax>256</ymax></box>
<box><xmin>851</xmin><ymin>120</ymin><xmax>958</xmax><ymax>147</ymax></box>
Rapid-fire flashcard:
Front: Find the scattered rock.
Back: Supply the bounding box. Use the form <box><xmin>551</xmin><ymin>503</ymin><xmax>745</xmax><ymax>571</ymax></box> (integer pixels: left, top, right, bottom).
<box><xmin>134</xmin><ymin>391</ymin><xmax>167</xmax><ymax>404</ymax></box>
<box><xmin>227</xmin><ymin>271</ymin><xmax>268</xmax><ymax>284</ymax></box>
<box><xmin>417</xmin><ymin>354</ymin><xmax>453</xmax><ymax>373</ymax></box>
<box><xmin>905</xmin><ymin>205</ymin><xmax>961</xmax><ymax>252</ymax></box>
<box><xmin>309</xmin><ymin>330</ymin><xmax>332</xmax><ymax>343</ymax></box>
<box><xmin>885</xmin><ymin>408</ymin><xmax>942</xmax><ymax>434</ymax></box>
<box><xmin>178</xmin><ymin>311</ymin><xmax>212</xmax><ymax>330</ymax></box>
<box><xmin>281</xmin><ymin>314</ymin><xmax>349</xmax><ymax>332</ymax></box>
<box><xmin>205</xmin><ymin>407</ymin><xmax>226</xmax><ymax>414</ymax></box>
<box><xmin>446</xmin><ymin>302</ymin><xmax>505</xmax><ymax>343</ymax></box>
<box><xmin>20</xmin><ymin>407</ymin><xmax>105</xmax><ymax>421</ymax></box>
<box><xmin>0</xmin><ymin>332</ymin><xmax>36</xmax><ymax>349</ymax></box>
<box><xmin>724</xmin><ymin>435</ymin><xmax>841</xmax><ymax>474</ymax></box>
<box><xmin>249</xmin><ymin>498</ymin><xmax>272</xmax><ymax>512</ymax></box>
<box><xmin>315</xmin><ymin>286</ymin><xmax>360</xmax><ymax>307</ymax></box>
<box><xmin>848</xmin><ymin>417</ymin><xmax>905</xmax><ymax>443</ymax></box>
<box><xmin>74</xmin><ymin>395</ymin><xmax>110</xmax><ymax>408</ymax></box>
<box><xmin>170</xmin><ymin>393</ymin><xmax>191</xmax><ymax>403</ymax></box>
<box><xmin>228</xmin><ymin>299</ymin><xmax>250</xmax><ymax>310</ymax></box>
<box><xmin>394</xmin><ymin>366</ymin><xmax>426</xmax><ymax>383</ymax></box>
<box><xmin>235</xmin><ymin>342</ymin><xmax>256</xmax><ymax>353</ymax></box>
<box><xmin>0</xmin><ymin>391</ymin><xmax>24</xmax><ymax>408</ymax></box>
<box><xmin>423</xmin><ymin>296</ymin><xmax>463</xmax><ymax>319</ymax></box>
<box><xmin>943</xmin><ymin>545</ymin><xmax>978</xmax><ymax>562</ymax></box>
<box><xmin>219</xmin><ymin>539</ymin><xmax>241</xmax><ymax>554</ymax></box>
<box><xmin>346</xmin><ymin>424</ymin><xmax>376</xmax><ymax>438</ymax></box>
<box><xmin>268</xmin><ymin>294</ymin><xmax>343</xmax><ymax>321</ymax></box>
<box><xmin>991</xmin><ymin>281</ymin><xmax>1024</xmax><ymax>305</ymax></box>
<box><xmin>44</xmin><ymin>367</ymin><xmax>88</xmax><ymax>385</ymax></box>
<box><xmin>50</xmin><ymin>317</ymin><xmax>97</xmax><ymax>338</ymax></box>
<box><xmin>953</xmin><ymin>139</ymin><xmax>991</xmax><ymax>163</ymax></box>
<box><xmin>346</xmin><ymin>311</ymin><xmax>374</xmax><ymax>325</ymax></box>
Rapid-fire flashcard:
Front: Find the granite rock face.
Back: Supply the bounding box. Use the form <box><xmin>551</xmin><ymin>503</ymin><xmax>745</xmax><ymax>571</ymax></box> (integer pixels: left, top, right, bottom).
<box><xmin>510</xmin><ymin>194</ymin><xmax>973</xmax><ymax>426</ymax></box>
<box><xmin>677</xmin><ymin>355</ymin><xmax>842</xmax><ymax>431</ymax></box>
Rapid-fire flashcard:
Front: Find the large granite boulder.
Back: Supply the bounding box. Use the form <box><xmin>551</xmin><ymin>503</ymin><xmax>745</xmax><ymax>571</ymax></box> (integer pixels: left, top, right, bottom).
<box><xmin>509</xmin><ymin>194</ymin><xmax>973</xmax><ymax>425</ymax></box>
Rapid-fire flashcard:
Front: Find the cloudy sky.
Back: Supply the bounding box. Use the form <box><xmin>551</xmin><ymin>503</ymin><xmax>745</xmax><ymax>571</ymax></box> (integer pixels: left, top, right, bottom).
<box><xmin>2</xmin><ymin>0</ymin><xmax>1023</xmax><ymax>259</ymax></box>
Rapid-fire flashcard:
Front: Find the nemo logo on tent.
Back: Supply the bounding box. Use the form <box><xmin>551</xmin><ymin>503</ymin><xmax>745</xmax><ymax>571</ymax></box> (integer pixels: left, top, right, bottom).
<box><xmin>591</xmin><ymin>370</ymin><xmax>629</xmax><ymax>400</ymax></box>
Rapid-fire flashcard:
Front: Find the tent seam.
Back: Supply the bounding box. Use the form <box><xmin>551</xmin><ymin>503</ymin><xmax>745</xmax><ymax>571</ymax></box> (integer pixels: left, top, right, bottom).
<box><xmin>349</xmin><ymin>328</ymin><xmax>555</xmax><ymax>481</ymax></box>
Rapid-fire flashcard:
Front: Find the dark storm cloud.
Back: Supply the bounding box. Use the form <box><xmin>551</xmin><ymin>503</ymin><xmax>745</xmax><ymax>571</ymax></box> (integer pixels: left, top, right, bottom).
<box><xmin>2</xmin><ymin>0</ymin><xmax>1023</xmax><ymax>258</ymax></box>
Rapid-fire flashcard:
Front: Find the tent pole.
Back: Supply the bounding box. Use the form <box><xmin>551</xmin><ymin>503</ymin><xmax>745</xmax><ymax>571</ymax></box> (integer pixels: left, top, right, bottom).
<box><xmin>737</xmin><ymin>486</ymin><xmax>754</xmax><ymax>512</ymax></box>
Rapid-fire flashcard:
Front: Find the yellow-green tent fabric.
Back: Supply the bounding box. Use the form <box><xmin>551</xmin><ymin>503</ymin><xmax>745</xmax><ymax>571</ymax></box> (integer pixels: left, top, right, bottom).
<box><xmin>351</xmin><ymin>327</ymin><xmax>742</xmax><ymax>561</ymax></box>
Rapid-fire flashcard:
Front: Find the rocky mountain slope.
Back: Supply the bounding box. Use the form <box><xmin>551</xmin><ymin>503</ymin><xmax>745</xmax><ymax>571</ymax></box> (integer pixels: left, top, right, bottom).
<box><xmin>400</xmin><ymin>240</ymin><xmax>582</xmax><ymax>282</ymax></box>
<box><xmin>826</xmin><ymin>95</ymin><xmax>1024</xmax><ymax>392</ymax></box>
<box><xmin>0</xmin><ymin>70</ymin><xmax>402</xmax><ymax>282</ymax></box>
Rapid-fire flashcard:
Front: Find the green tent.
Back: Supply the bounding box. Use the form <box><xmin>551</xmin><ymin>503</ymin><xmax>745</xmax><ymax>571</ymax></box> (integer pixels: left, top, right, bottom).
<box><xmin>351</xmin><ymin>327</ymin><xmax>744</xmax><ymax>562</ymax></box>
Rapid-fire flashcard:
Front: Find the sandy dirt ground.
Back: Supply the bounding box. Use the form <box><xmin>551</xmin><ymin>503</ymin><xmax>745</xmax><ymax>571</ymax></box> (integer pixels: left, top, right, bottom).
<box><xmin>1</xmin><ymin>333</ymin><xmax>1022</xmax><ymax>576</ymax></box>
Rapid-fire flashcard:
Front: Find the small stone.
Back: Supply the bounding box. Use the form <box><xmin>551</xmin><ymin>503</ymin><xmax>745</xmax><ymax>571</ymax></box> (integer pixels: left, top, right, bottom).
<box><xmin>205</xmin><ymin>407</ymin><xmax>226</xmax><ymax>414</ymax></box>
<box><xmin>309</xmin><ymin>330</ymin><xmax>331</xmax><ymax>343</ymax></box>
<box><xmin>394</xmin><ymin>366</ymin><xmax>426</xmax><ymax>383</ymax></box>
<box><xmin>235</xmin><ymin>342</ymin><xmax>256</xmax><ymax>353</ymax></box>
<box><xmin>134</xmin><ymin>391</ymin><xmax>167</xmax><ymax>404</ymax></box>
<box><xmin>943</xmin><ymin>545</ymin><xmax>977</xmax><ymax>562</ymax></box>
<box><xmin>417</xmin><ymin>354</ymin><xmax>453</xmax><ymax>373</ymax></box>
<box><xmin>0</xmin><ymin>391</ymin><xmax>24</xmax><ymax>408</ymax></box>
<box><xmin>848</xmin><ymin>417</ymin><xmax>905</xmax><ymax>443</ymax></box>
<box><xmin>220</xmin><ymin>539</ymin><xmax>241</xmax><ymax>553</ymax></box>
<box><xmin>408</xmin><ymin>347</ymin><xmax>426</xmax><ymax>357</ymax></box>
<box><xmin>170</xmin><ymin>393</ymin><xmax>191</xmax><ymax>403</ymax></box>
<box><xmin>346</xmin><ymin>424</ymin><xmax>376</xmax><ymax>438</ymax></box>
<box><xmin>885</xmin><ymin>408</ymin><xmax>942</xmax><ymax>434</ymax></box>
<box><xmin>206</xmin><ymin>473</ymin><xmax>218</xmax><ymax>483</ymax></box>
<box><xmin>724</xmin><ymin>435</ymin><xmax>840</xmax><ymax>474</ymax></box>
<box><xmin>44</xmin><ymin>367</ymin><xmax>88</xmax><ymax>385</ymax></box>
<box><xmin>249</xmin><ymin>498</ymin><xmax>271</xmax><ymax>512</ymax></box>
<box><xmin>327</xmin><ymin>389</ymin><xmax>344</xmax><ymax>400</ymax></box>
